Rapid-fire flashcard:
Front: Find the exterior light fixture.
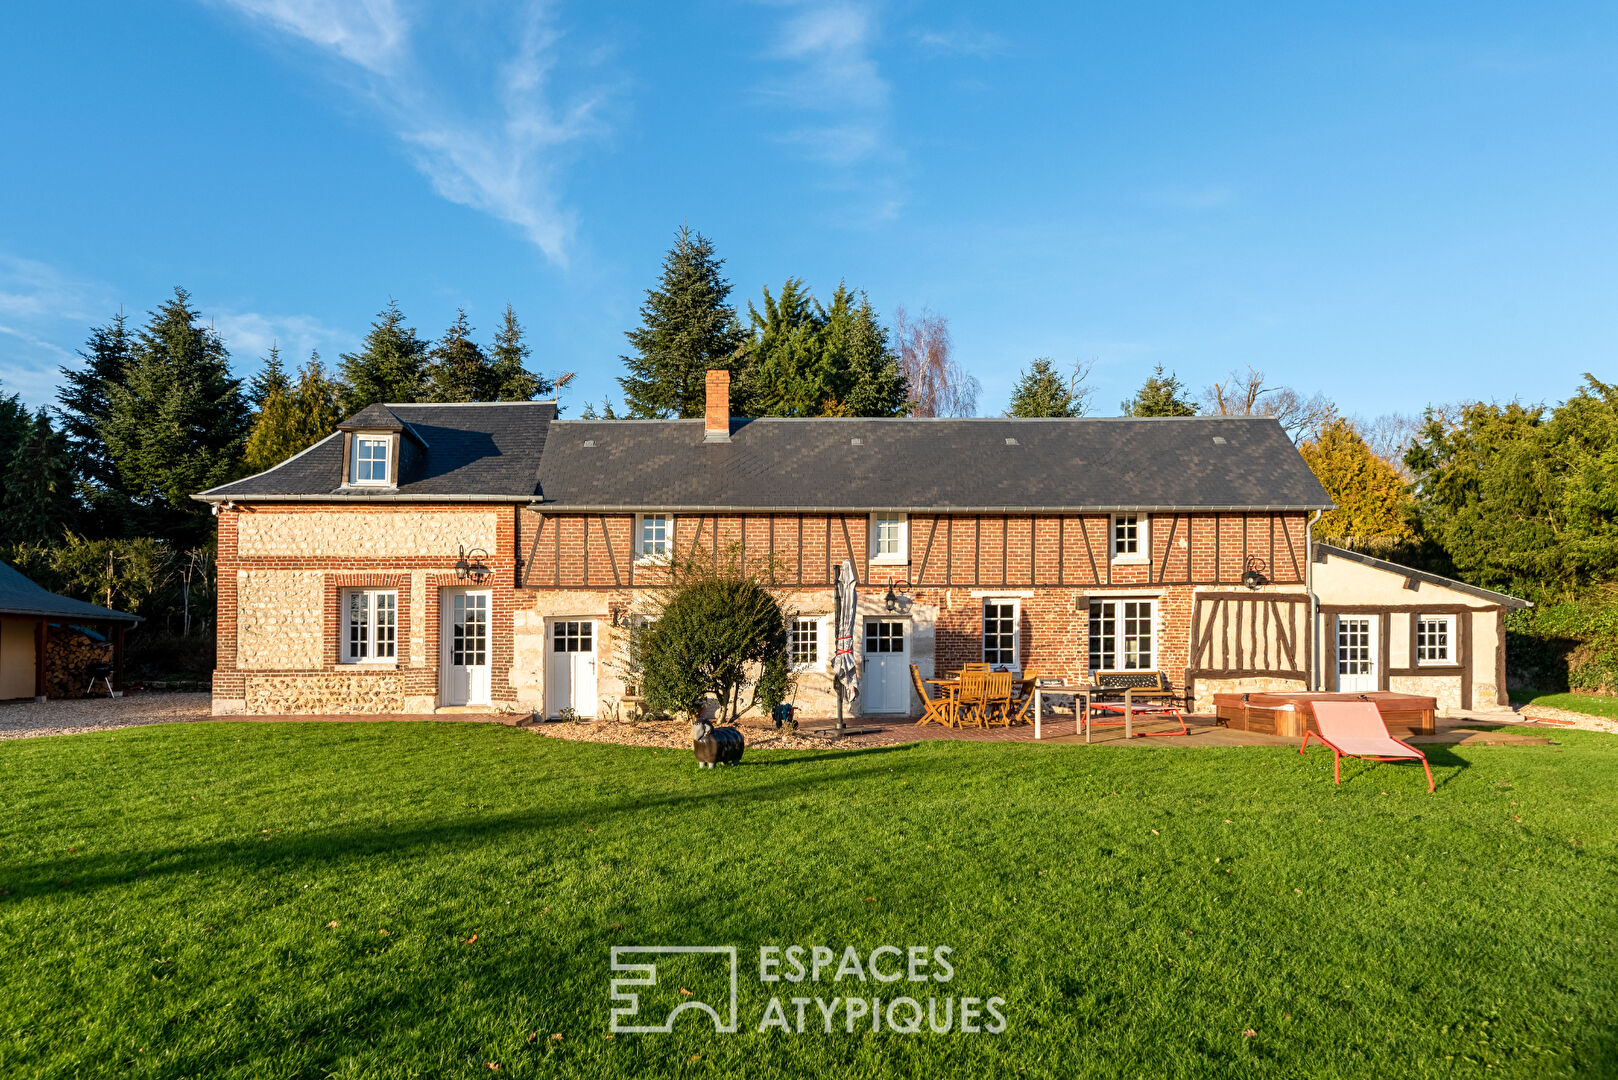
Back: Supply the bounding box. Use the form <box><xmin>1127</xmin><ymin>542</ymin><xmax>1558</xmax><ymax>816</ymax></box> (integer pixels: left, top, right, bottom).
<box><xmin>884</xmin><ymin>582</ymin><xmax>900</xmax><ymax>612</ymax></box>
<box><xmin>1242</xmin><ymin>557</ymin><xmax>1267</xmax><ymax>591</ymax></box>
<box><xmin>454</xmin><ymin>545</ymin><xmax>491</xmax><ymax>583</ymax></box>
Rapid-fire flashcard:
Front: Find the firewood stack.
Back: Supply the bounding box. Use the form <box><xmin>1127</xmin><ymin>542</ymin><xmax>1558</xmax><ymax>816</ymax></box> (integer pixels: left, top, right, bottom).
<box><xmin>45</xmin><ymin>625</ymin><xmax>115</xmax><ymax>699</ymax></box>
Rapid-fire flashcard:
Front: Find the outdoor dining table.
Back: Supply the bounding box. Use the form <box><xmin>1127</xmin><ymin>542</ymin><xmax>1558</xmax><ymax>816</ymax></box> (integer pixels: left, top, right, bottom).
<box><xmin>1029</xmin><ymin>684</ymin><xmax>1143</xmax><ymax>742</ymax></box>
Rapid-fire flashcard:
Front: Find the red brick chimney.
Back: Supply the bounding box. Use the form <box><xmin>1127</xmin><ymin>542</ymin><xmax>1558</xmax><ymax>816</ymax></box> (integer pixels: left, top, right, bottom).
<box><xmin>704</xmin><ymin>369</ymin><xmax>731</xmax><ymax>442</ymax></box>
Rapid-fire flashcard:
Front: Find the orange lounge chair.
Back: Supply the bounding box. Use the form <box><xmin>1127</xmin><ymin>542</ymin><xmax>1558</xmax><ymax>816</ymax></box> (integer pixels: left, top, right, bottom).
<box><xmin>1302</xmin><ymin>701</ymin><xmax>1434</xmax><ymax>793</ymax></box>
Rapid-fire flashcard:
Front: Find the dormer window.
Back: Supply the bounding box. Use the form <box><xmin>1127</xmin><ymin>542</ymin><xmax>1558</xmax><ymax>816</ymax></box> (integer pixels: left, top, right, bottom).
<box><xmin>352</xmin><ymin>436</ymin><xmax>391</xmax><ymax>486</ymax></box>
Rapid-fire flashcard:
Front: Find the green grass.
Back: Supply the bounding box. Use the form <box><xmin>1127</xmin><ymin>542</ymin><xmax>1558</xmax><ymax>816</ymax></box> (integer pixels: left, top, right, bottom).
<box><xmin>1</xmin><ymin>724</ymin><xmax>1615</xmax><ymax>1079</ymax></box>
<box><xmin>1510</xmin><ymin>688</ymin><xmax>1618</xmax><ymax>721</ymax></box>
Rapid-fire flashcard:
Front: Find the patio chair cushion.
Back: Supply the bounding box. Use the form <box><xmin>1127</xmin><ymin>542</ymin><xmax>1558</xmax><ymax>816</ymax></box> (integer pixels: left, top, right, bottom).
<box><xmin>1311</xmin><ymin>701</ymin><xmax>1421</xmax><ymax>759</ymax></box>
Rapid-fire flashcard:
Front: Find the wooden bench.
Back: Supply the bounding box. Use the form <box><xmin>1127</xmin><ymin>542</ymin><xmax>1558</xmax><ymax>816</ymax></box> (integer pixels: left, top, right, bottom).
<box><xmin>1093</xmin><ymin>670</ymin><xmax>1192</xmax><ymax>713</ymax></box>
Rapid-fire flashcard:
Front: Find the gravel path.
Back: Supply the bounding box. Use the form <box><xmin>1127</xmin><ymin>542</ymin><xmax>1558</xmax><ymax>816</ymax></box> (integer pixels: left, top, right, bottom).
<box><xmin>529</xmin><ymin>717</ymin><xmax>881</xmax><ymax>751</ymax></box>
<box><xmin>0</xmin><ymin>693</ymin><xmax>212</xmax><ymax>740</ymax></box>
<box><xmin>1514</xmin><ymin>703</ymin><xmax>1618</xmax><ymax>735</ymax></box>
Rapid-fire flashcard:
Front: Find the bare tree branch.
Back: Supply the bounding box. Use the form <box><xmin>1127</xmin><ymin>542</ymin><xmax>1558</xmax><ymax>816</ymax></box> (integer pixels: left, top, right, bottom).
<box><xmin>895</xmin><ymin>306</ymin><xmax>980</xmax><ymax>417</ymax></box>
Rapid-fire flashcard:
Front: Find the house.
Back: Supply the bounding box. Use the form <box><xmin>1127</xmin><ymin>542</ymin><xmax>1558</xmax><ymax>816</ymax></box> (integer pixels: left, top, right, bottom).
<box><xmin>0</xmin><ymin>561</ymin><xmax>140</xmax><ymax>701</ymax></box>
<box><xmin>1311</xmin><ymin>543</ymin><xmax>1529</xmax><ymax>714</ymax></box>
<box><xmin>195</xmin><ymin>369</ymin><xmax>1510</xmax><ymax>720</ymax></box>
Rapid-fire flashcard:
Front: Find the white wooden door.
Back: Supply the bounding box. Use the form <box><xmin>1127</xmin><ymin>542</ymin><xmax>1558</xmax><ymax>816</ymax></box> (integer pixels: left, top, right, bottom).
<box><xmin>862</xmin><ymin>619</ymin><xmax>910</xmax><ymax>714</ymax></box>
<box><xmin>546</xmin><ymin>619</ymin><xmax>598</xmax><ymax>718</ymax></box>
<box><xmin>441</xmin><ymin>590</ymin><xmax>491</xmax><ymax>706</ymax></box>
<box><xmin>1336</xmin><ymin>616</ymin><xmax>1377</xmax><ymax>692</ymax></box>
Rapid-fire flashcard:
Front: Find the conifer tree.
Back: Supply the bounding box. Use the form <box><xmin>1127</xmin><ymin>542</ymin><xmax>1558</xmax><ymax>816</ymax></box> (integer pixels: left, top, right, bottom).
<box><xmin>1121</xmin><ymin>365</ymin><xmax>1198</xmax><ymax>417</ymax></box>
<box><xmin>339</xmin><ymin>299</ymin><xmax>429</xmax><ymax>412</ymax></box>
<box><xmin>735</xmin><ymin>279</ymin><xmax>827</xmax><ymax>417</ymax></box>
<box><xmin>102</xmin><ymin>287</ymin><xmax>250</xmax><ymax>543</ymax></box>
<box><xmin>1299</xmin><ymin>418</ymin><xmax>1412</xmax><ymax>544</ymax></box>
<box><xmin>56</xmin><ymin>311</ymin><xmax>134</xmax><ymax>493</ymax></box>
<box><xmin>821</xmin><ymin>285</ymin><xmax>907</xmax><ymax>416</ymax></box>
<box><xmin>247</xmin><ymin>343</ymin><xmax>291</xmax><ymax>410</ymax></box>
<box><xmin>243</xmin><ymin>350</ymin><xmax>343</xmax><ymax>472</ymax></box>
<box><xmin>2</xmin><ymin>408</ymin><xmax>78</xmax><ymax>545</ymax></box>
<box><xmin>1009</xmin><ymin>357</ymin><xmax>1090</xmax><ymax>418</ymax></box>
<box><xmin>0</xmin><ymin>382</ymin><xmax>33</xmax><ymax>518</ymax></box>
<box><xmin>488</xmin><ymin>304</ymin><xmax>554</xmax><ymax>401</ymax></box>
<box><xmin>619</xmin><ymin>225</ymin><xmax>745</xmax><ymax>418</ymax></box>
<box><xmin>425</xmin><ymin>308</ymin><xmax>501</xmax><ymax>402</ymax></box>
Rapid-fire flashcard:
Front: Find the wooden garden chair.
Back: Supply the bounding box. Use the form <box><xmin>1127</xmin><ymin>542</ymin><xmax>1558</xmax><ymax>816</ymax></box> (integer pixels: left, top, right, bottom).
<box><xmin>911</xmin><ymin>664</ymin><xmax>956</xmax><ymax>727</ymax></box>
<box><xmin>956</xmin><ymin>670</ymin><xmax>990</xmax><ymax>728</ymax></box>
<box><xmin>983</xmin><ymin>672</ymin><xmax>1016</xmax><ymax>726</ymax></box>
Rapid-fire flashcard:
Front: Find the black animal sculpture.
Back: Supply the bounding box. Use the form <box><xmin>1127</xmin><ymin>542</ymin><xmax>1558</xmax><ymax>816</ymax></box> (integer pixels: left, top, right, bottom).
<box><xmin>692</xmin><ymin>719</ymin><xmax>745</xmax><ymax>768</ymax></box>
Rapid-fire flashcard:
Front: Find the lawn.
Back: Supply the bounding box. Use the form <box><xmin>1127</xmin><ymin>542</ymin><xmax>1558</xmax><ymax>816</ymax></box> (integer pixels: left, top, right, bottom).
<box><xmin>1</xmin><ymin>723</ymin><xmax>1615</xmax><ymax>1079</ymax></box>
<box><xmin>1511</xmin><ymin>688</ymin><xmax>1618</xmax><ymax>722</ymax></box>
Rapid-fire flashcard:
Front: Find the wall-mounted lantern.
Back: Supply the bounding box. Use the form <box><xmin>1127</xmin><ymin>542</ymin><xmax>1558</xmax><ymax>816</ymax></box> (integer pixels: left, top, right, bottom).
<box><xmin>884</xmin><ymin>582</ymin><xmax>902</xmax><ymax>612</ymax></box>
<box><xmin>454</xmin><ymin>545</ymin><xmax>491</xmax><ymax>583</ymax></box>
<box><xmin>1242</xmin><ymin>556</ymin><xmax>1268</xmax><ymax>591</ymax></box>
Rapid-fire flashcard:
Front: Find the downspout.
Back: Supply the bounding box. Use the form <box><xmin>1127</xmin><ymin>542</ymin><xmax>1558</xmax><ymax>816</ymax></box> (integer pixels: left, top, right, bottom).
<box><xmin>1306</xmin><ymin>509</ymin><xmax>1322</xmax><ymax>690</ymax></box>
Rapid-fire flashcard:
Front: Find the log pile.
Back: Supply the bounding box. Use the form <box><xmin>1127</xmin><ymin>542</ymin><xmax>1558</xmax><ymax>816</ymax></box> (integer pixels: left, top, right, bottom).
<box><xmin>46</xmin><ymin>625</ymin><xmax>114</xmax><ymax>699</ymax></box>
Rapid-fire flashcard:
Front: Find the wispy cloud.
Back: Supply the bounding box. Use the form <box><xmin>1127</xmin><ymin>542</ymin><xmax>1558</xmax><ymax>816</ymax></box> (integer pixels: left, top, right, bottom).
<box><xmin>0</xmin><ymin>256</ymin><xmax>115</xmax><ymax>406</ymax></box>
<box><xmin>756</xmin><ymin>2</ymin><xmax>904</xmax><ymax>220</ymax></box>
<box><xmin>212</xmin><ymin>0</ymin><xmax>613</xmax><ymax>264</ymax></box>
<box><xmin>210</xmin><ymin>308</ymin><xmax>350</xmax><ymax>365</ymax></box>
<box><xmin>913</xmin><ymin>23</ymin><xmax>1007</xmax><ymax>59</ymax></box>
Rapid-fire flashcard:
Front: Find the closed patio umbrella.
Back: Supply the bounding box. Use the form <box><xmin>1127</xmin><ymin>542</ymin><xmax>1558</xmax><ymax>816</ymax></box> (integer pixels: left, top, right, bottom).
<box><xmin>831</xmin><ymin>558</ymin><xmax>859</xmax><ymax>732</ymax></box>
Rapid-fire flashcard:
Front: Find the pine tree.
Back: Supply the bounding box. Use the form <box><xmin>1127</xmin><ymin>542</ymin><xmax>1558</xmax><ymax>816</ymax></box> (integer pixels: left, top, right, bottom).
<box><xmin>619</xmin><ymin>225</ymin><xmax>746</xmax><ymax>418</ymax></box>
<box><xmin>0</xmin><ymin>382</ymin><xmax>33</xmax><ymax>516</ymax></box>
<box><xmin>2</xmin><ymin>408</ymin><xmax>78</xmax><ymax>545</ymax></box>
<box><xmin>822</xmin><ymin>285</ymin><xmax>907</xmax><ymax>416</ymax></box>
<box><xmin>243</xmin><ymin>350</ymin><xmax>344</xmax><ymax>472</ymax></box>
<box><xmin>1009</xmin><ymin>357</ymin><xmax>1088</xmax><ymax>418</ymax></box>
<box><xmin>425</xmin><ymin>308</ymin><xmax>501</xmax><ymax>402</ymax></box>
<box><xmin>735</xmin><ymin>279</ymin><xmax>827</xmax><ymax>417</ymax></box>
<box><xmin>1121</xmin><ymin>365</ymin><xmax>1198</xmax><ymax>417</ymax></box>
<box><xmin>55</xmin><ymin>311</ymin><xmax>134</xmax><ymax>493</ymax></box>
<box><xmin>339</xmin><ymin>299</ymin><xmax>429</xmax><ymax>412</ymax></box>
<box><xmin>488</xmin><ymin>305</ymin><xmax>554</xmax><ymax>401</ymax></box>
<box><xmin>247</xmin><ymin>343</ymin><xmax>291</xmax><ymax>410</ymax></box>
<box><xmin>102</xmin><ymin>287</ymin><xmax>250</xmax><ymax>543</ymax></box>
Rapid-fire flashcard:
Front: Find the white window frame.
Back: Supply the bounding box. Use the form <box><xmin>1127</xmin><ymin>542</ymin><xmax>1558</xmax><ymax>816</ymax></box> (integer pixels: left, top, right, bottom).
<box><xmin>1088</xmin><ymin>597</ymin><xmax>1156</xmax><ymax>672</ymax></box>
<box><xmin>1110</xmin><ymin>513</ymin><xmax>1148</xmax><ymax>564</ymax></box>
<box><xmin>342</xmin><ymin>588</ymin><xmax>398</xmax><ymax>664</ymax></box>
<box><xmin>1415</xmin><ymin>614</ymin><xmax>1457</xmax><ymax>666</ymax></box>
<box><xmin>869</xmin><ymin>513</ymin><xmax>909</xmax><ymax>564</ymax></box>
<box><xmin>789</xmin><ymin>616</ymin><xmax>826</xmax><ymax>672</ymax></box>
<box><xmin>981</xmin><ymin>597</ymin><xmax>1021</xmax><ymax>672</ymax></box>
<box><xmin>351</xmin><ymin>435</ymin><xmax>392</xmax><ymax>486</ymax></box>
<box><xmin>636</xmin><ymin>513</ymin><xmax>674</xmax><ymax>562</ymax></box>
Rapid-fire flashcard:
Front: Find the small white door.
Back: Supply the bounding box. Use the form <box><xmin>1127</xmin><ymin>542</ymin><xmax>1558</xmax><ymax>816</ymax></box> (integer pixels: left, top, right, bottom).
<box><xmin>862</xmin><ymin>619</ymin><xmax>910</xmax><ymax>714</ymax></box>
<box><xmin>1337</xmin><ymin>616</ymin><xmax>1377</xmax><ymax>692</ymax></box>
<box><xmin>546</xmin><ymin>619</ymin><xmax>598</xmax><ymax>718</ymax></box>
<box><xmin>441</xmin><ymin>590</ymin><xmax>491</xmax><ymax>706</ymax></box>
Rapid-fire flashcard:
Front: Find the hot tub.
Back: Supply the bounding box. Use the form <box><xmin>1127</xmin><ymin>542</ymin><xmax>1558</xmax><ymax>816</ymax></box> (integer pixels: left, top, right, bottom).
<box><xmin>1211</xmin><ymin>691</ymin><xmax>1437</xmax><ymax>738</ymax></box>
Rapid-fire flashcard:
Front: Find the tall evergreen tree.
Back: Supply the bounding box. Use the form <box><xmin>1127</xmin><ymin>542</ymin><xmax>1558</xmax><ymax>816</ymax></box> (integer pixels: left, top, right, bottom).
<box><xmin>0</xmin><ymin>382</ymin><xmax>34</xmax><ymax>518</ymax></box>
<box><xmin>55</xmin><ymin>311</ymin><xmax>134</xmax><ymax>493</ymax></box>
<box><xmin>242</xmin><ymin>351</ymin><xmax>344</xmax><ymax>473</ymax></box>
<box><xmin>247</xmin><ymin>343</ymin><xmax>291</xmax><ymax>410</ymax></box>
<box><xmin>339</xmin><ymin>299</ymin><xmax>429</xmax><ymax>412</ymax></box>
<box><xmin>2</xmin><ymin>408</ymin><xmax>78</xmax><ymax>545</ymax></box>
<box><xmin>821</xmin><ymin>285</ymin><xmax>908</xmax><ymax>416</ymax></box>
<box><xmin>102</xmin><ymin>287</ymin><xmax>250</xmax><ymax>543</ymax></box>
<box><xmin>1008</xmin><ymin>357</ymin><xmax>1089</xmax><ymax>418</ymax></box>
<box><xmin>425</xmin><ymin>308</ymin><xmax>501</xmax><ymax>402</ymax></box>
<box><xmin>1299</xmin><ymin>418</ymin><xmax>1412</xmax><ymax>544</ymax></box>
<box><xmin>1121</xmin><ymin>365</ymin><xmax>1198</xmax><ymax>417</ymax></box>
<box><xmin>488</xmin><ymin>305</ymin><xmax>554</xmax><ymax>401</ymax></box>
<box><xmin>619</xmin><ymin>225</ymin><xmax>746</xmax><ymax>418</ymax></box>
<box><xmin>735</xmin><ymin>279</ymin><xmax>827</xmax><ymax>417</ymax></box>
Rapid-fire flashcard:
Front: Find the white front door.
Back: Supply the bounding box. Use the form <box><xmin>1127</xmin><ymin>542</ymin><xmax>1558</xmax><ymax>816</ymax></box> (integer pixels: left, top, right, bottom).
<box><xmin>862</xmin><ymin>619</ymin><xmax>910</xmax><ymax>714</ymax></box>
<box><xmin>441</xmin><ymin>590</ymin><xmax>491</xmax><ymax>706</ymax></box>
<box><xmin>546</xmin><ymin>619</ymin><xmax>598</xmax><ymax>718</ymax></box>
<box><xmin>1337</xmin><ymin>616</ymin><xmax>1377</xmax><ymax>692</ymax></box>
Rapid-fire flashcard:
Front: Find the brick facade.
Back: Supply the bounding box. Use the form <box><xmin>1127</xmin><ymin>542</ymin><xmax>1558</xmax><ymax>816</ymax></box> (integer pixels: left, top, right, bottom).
<box><xmin>214</xmin><ymin>503</ymin><xmax>1313</xmax><ymax>718</ymax></box>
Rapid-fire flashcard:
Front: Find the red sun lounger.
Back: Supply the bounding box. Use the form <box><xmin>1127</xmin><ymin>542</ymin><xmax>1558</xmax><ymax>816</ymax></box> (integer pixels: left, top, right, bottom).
<box><xmin>1301</xmin><ymin>701</ymin><xmax>1435</xmax><ymax>793</ymax></box>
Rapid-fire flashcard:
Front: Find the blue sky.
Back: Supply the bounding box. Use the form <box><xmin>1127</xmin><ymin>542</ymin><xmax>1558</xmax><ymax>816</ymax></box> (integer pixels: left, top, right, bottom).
<box><xmin>1</xmin><ymin>2</ymin><xmax>1613</xmax><ymax>419</ymax></box>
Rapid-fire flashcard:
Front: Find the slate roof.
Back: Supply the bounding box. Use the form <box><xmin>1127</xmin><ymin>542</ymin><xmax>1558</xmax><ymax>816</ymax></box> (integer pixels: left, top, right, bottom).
<box><xmin>198</xmin><ymin>402</ymin><xmax>557</xmax><ymax>500</ymax></box>
<box><xmin>0</xmin><ymin>562</ymin><xmax>140</xmax><ymax>623</ymax></box>
<box><xmin>535</xmin><ymin>416</ymin><xmax>1333</xmax><ymax>511</ymax></box>
<box><xmin>1313</xmin><ymin>543</ymin><xmax>1532</xmax><ymax>609</ymax></box>
<box><xmin>197</xmin><ymin>405</ymin><xmax>1332</xmax><ymax>511</ymax></box>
